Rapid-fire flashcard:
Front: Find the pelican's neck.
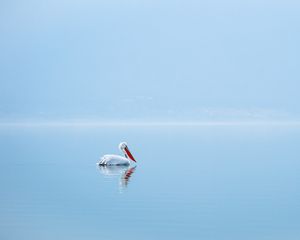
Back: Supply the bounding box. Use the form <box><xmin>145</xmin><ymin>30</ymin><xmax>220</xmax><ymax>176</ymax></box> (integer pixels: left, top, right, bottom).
<box><xmin>123</xmin><ymin>149</ymin><xmax>129</xmax><ymax>159</ymax></box>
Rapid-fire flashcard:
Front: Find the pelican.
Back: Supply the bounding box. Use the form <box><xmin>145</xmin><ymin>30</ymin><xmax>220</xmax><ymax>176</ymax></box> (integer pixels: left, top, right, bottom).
<box><xmin>98</xmin><ymin>142</ymin><xmax>136</xmax><ymax>166</ymax></box>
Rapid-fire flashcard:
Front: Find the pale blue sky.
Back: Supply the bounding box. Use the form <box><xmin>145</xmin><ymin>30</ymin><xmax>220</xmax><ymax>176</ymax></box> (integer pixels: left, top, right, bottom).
<box><xmin>0</xmin><ymin>0</ymin><xmax>299</xmax><ymax>122</ymax></box>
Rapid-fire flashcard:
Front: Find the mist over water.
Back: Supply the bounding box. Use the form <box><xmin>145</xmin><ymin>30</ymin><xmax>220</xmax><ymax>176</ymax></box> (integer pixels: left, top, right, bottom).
<box><xmin>1</xmin><ymin>125</ymin><xmax>299</xmax><ymax>240</ymax></box>
<box><xmin>1</xmin><ymin>0</ymin><xmax>300</xmax><ymax>239</ymax></box>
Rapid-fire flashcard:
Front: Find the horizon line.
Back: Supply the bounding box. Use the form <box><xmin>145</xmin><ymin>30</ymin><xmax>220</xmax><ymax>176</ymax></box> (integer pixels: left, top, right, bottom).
<box><xmin>1</xmin><ymin>120</ymin><xmax>300</xmax><ymax>127</ymax></box>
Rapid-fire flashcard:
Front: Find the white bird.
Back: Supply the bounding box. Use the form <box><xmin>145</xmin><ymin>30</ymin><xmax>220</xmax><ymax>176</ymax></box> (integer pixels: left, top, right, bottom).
<box><xmin>98</xmin><ymin>142</ymin><xmax>136</xmax><ymax>166</ymax></box>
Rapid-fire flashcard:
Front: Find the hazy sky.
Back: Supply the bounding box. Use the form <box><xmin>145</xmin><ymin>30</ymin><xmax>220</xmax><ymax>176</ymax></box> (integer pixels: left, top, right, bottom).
<box><xmin>0</xmin><ymin>0</ymin><xmax>299</xmax><ymax>121</ymax></box>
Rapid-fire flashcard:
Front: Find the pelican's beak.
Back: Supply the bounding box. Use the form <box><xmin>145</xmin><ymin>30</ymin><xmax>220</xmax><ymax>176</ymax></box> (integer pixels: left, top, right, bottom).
<box><xmin>125</xmin><ymin>146</ymin><xmax>136</xmax><ymax>162</ymax></box>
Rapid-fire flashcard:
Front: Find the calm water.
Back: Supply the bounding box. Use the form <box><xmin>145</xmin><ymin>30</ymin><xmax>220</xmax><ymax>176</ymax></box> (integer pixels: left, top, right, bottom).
<box><xmin>0</xmin><ymin>125</ymin><xmax>300</xmax><ymax>240</ymax></box>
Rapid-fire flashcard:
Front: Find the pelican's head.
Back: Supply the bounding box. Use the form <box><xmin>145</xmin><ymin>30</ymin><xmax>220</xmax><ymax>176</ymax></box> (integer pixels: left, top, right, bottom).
<box><xmin>119</xmin><ymin>142</ymin><xmax>136</xmax><ymax>162</ymax></box>
<box><xmin>119</xmin><ymin>142</ymin><xmax>128</xmax><ymax>151</ymax></box>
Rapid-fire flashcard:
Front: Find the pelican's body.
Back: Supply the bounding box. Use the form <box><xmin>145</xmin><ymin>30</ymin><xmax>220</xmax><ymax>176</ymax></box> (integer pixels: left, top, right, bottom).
<box><xmin>98</xmin><ymin>142</ymin><xmax>136</xmax><ymax>166</ymax></box>
<box><xmin>99</xmin><ymin>154</ymin><xmax>130</xmax><ymax>166</ymax></box>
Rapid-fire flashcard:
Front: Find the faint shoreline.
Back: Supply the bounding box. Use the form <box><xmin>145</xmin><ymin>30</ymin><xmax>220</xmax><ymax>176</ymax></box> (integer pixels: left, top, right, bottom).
<box><xmin>1</xmin><ymin>120</ymin><xmax>300</xmax><ymax>128</ymax></box>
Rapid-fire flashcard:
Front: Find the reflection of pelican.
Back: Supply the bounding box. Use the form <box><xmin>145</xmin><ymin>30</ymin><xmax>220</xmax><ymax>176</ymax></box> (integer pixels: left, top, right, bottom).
<box><xmin>98</xmin><ymin>165</ymin><xmax>137</xmax><ymax>189</ymax></box>
<box><xmin>98</xmin><ymin>165</ymin><xmax>130</xmax><ymax>176</ymax></box>
<box><xmin>98</xmin><ymin>142</ymin><xmax>136</xmax><ymax>166</ymax></box>
<box><xmin>121</xmin><ymin>166</ymin><xmax>136</xmax><ymax>188</ymax></box>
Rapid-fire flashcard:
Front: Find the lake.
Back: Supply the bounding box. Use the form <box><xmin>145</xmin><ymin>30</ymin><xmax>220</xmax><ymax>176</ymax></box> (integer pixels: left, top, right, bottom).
<box><xmin>0</xmin><ymin>124</ymin><xmax>300</xmax><ymax>240</ymax></box>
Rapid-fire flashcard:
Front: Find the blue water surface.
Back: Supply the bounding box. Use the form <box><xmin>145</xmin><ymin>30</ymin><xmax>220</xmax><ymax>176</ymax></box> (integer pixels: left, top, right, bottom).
<box><xmin>0</xmin><ymin>125</ymin><xmax>300</xmax><ymax>240</ymax></box>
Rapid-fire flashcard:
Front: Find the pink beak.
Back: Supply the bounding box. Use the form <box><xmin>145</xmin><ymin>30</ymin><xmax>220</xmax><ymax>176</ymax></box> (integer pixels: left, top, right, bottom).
<box><xmin>125</xmin><ymin>147</ymin><xmax>136</xmax><ymax>162</ymax></box>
